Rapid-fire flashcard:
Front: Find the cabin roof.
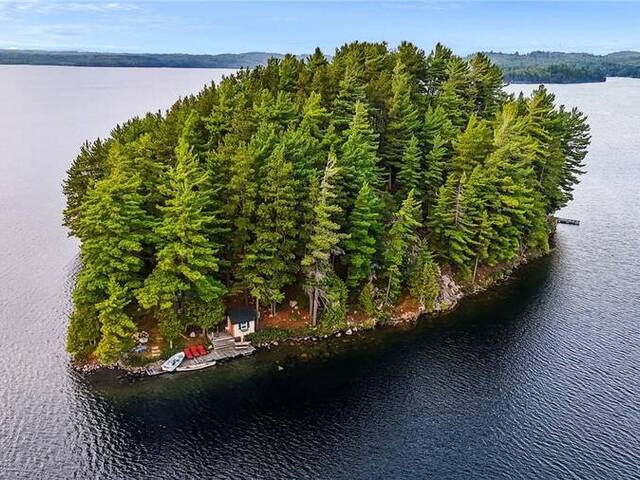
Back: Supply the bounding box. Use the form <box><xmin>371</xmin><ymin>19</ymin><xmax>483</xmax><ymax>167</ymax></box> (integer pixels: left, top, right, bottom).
<box><xmin>227</xmin><ymin>306</ymin><xmax>257</xmax><ymax>325</ymax></box>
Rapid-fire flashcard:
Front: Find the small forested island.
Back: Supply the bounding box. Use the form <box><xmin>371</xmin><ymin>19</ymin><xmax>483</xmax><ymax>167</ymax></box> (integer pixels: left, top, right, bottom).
<box><xmin>485</xmin><ymin>50</ymin><xmax>640</xmax><ymax>83</ymax></box>
<box><xmin>63</xmin><ymin>41</ymin><xmax>590</xmax><ymax>369</ymax></box>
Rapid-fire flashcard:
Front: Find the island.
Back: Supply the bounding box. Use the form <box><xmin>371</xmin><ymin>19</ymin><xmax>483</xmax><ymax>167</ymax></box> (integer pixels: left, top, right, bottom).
<box><xmin>63</xmin><ymin>41</ymin><xmax>590</xmax><ymax>372</ymax></box>
<box><xmin>484</xmin><ymin>50</ymin><xmax>640</xmax><ymax>83</ymax></box>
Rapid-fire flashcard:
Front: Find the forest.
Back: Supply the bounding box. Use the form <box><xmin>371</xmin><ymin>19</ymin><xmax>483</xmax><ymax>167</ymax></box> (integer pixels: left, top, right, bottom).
<box><xmin>485</xmin><ymin>50</ymin><xmax>640</xmax><ymax>83</ymax></box>
<box><xmin>0</xmin><ymin>49</ymin><xmax>293</xmax><ymax>69</ymax></box>
<box><xmin>63</xmin><ymin>41</ymin><xmax>590</xmax><ymax>364</ymax></box>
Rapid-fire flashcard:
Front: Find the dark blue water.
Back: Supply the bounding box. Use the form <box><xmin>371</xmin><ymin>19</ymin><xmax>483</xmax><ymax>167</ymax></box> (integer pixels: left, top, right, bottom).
<box><xmin>1</xmin><ymin>70</ymin><xmax>639</xmax><ymax>479</ymax></box>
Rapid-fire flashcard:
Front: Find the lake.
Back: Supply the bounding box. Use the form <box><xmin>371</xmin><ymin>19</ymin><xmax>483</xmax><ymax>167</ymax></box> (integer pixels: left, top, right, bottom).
<box><xmin>1</xmin><ymin>68</ymin><xmax>638</xmax><ymax>479</ymax></box>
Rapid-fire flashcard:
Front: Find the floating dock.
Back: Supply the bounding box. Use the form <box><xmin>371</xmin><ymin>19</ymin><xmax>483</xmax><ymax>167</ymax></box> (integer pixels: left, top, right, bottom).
<box><xmin>555</xmin><ymin>217</ymin><xmax>580</xmax><ymax>226</ymax></box>
<box><xmin>145</xmin><ymin>333</ymin><xmax>255</xmax><ymax>376</ymax></box>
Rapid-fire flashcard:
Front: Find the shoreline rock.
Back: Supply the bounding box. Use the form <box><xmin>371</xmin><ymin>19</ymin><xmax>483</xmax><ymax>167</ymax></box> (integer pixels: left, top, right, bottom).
<box><xmin>72</xmin><ymin>253</ymin><xmax>541</xmax><ymax>377</ymax></box>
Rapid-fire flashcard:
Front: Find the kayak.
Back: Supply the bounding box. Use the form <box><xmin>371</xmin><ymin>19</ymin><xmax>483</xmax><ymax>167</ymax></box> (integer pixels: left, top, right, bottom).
<box><xmin>161</xmin><ymin>352</ymin><xmax>185</xmax><ymax>372</ymax></box>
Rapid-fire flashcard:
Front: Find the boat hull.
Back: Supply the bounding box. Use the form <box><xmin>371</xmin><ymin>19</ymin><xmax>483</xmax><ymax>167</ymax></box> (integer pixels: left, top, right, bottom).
<box><xmin>161</xmin><ymin>352</ymin><xmax>185</xmax><ymax>372</ymax></box>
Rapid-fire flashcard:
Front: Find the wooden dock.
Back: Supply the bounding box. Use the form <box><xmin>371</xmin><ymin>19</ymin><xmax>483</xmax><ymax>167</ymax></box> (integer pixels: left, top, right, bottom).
<box><xmin>555</xmin><ymin>217</ymin><xmax>580</xmax><ymax>226</ymax></box>
<box><xmin>145</xmin><ymin>333</ymin><xmax>255</xmax><ymax>376</ymax></box>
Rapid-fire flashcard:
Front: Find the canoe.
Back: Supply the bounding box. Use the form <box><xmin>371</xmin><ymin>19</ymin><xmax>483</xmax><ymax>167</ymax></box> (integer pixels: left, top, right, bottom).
<box><xmin>161</xmin><ymin>352</ymin><xmax>185</xmax><ymax>372</ymax></box>
<box><xmin>175</xmin><ymin>360</ymin><xmax>216</xmax><ymax>372</ymax></box>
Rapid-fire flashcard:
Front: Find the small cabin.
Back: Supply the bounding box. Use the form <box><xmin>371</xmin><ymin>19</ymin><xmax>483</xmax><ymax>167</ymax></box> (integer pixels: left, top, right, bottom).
<box><xmin>226</xmin><ymin>306</ymin><xmax>258</xmax><ymax>339</ymax></box>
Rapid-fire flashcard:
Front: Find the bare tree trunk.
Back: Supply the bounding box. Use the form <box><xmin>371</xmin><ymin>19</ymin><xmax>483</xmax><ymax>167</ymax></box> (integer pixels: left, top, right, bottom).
<box><xmin>312</xmin><ymin>287</ymin><xmax>319</xmax><ymax>326</ymax></box>
<box><xmin>472</xmin><ymin>256</ymin><xmax>479</xmax><ymax>286</ymax></box>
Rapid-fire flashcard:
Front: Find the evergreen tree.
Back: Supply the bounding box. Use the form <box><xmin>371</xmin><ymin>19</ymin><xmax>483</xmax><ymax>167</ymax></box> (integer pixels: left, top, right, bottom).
<box><xmin>301</xmin><ymin>154</ymin><xmax>348</xmax><ymax>325</ymax></box>
<box><xmin>68</xmin><ymin>146</ymin><xmax>152</xmax><ymax>359</ymax></box>
<box><xmin>94</xmin><ymin>279</ymin><xmax>138</xmax><ymax>362</ymax></box>
<box><xmin>332</xmin><ymin>61</ymin><xmax>367</xmax><ymax>132</ymax></box>
<box><xmin>397</xmin><ymin>135</ymin><xmax>423</xmax><ymax>199</ymax></box>
<box><xmin>241</xmin><ymin>144</ymin><xmax>299</xmax><ymax>314</ymax></box>
<box><xmin>409</xmin><ymin>242</ymin><xmax>440</xmax><ymax>310</ymax></box>
<box><xmin>62</xmin><ymin>138</ymin><xmax>109</xmax><ymax>237</ymax></box>
<box><xmin>425</xmin><ymin>43</ymin><xmax>454</xmax><ymax>96</ymax></box>
<box><xmin>382</xmin><ymin>190</ymin><xmax>422</xmax><ymax>303</ymax></box>
<box><xmin>468</xmin><ymin>53</ymin><xmax>505</xmax><ymax>118</ymax></box>
<box><xmin>344</xmin><ymin>182</ymin><xmax>382</xmax><ymax>289</ymax></box>
<box><xmin>437</xmin><ymin>57</ymin><xmax>472</xmax><ymax>129</ymax></box>
<box><xmin>137</xmin><ymin>137</ymin><xmax>225</xmax><ymax>325</ymax></box>
<box><xmin>338</xmin><ymin>101</ymin><xmax>382</xmax><ymax>208</ymax></box>
<box><xmin>451</xmin><ymin>114</ymin><xmax>493</xmax><ymax>174</ymax></box>
<box><xmin>381</xmin><ymin>59</ymin><xmax>421</xmax><ymax>187</ymax></box>
<box><xmin>430</xmin><ymin>172</ymin><xmax>476</xmax><ymax>272</ymax></box>
<box><xmin>423</xmin><ymin>134</ymin><xmax>449</xmax><ymax>216</ymax></box>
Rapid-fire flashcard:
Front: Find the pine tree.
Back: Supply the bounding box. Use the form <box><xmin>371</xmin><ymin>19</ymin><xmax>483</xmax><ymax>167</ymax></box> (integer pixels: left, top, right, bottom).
<box><xmin>94</xmin><ymin>279</ymin><xmax>138</xmax><ymax>362</ymax></box>
<box><xmin>332</xmin><ymin>61</ymin><xmax>367</xmax><ymax>132</ymax></box>
<box><xmin>279</xmin><ymin>54</ymin><xmax>301</xmax><ymax>93</ymax></box>
<box><xmin>223</xmin><ymin>142</ymin><xmax>257</xmax><ymax>263</ymax></box>
<box><xmin>451</xmin><ymin>115</ymin><xmax>493</xmax><ymax>174</ymax></box>
<box><xmin>299</xmin><ymin>91</ymin><xmax>328</xmax><ymax>140</ymax></box>
<box><xmin>468</xmin><ymin>53</ymin><xmax>505</xmax><ymax>118</ymax></box>
<box><xmin>137</xmin><ymin>137</ymin><xmax>225</xmax><ymax>323</ymax></box>
<box><xmin>429</xmin><ymin>172</ymin><xmax>476</xmax><ymax>272</ymax></box>
<box><xmin>62</xmin><ymin>138</ymin><xmax>109</xmax><ymax>237</ymax></box>
<box><xmin>381</xmin><ymin>59</ymin><xmax>421</xmax><ymax>187</ymax></box>
<box><xmin>241</xmin><ymin>144</ymin><xmax>299</xmax><ymax>314</ymax></box>
<box><xmin>423</xmin><ymin>134</ymin><xmax>449</xmax><ymax>216</ymax></box>
<box><xmin>338</xmin><ymin>101</ymin><xmax>382</xmax><ymax>207</ymax></box>
<box><xmin>423</xmin><ymin>105</ymin><xmax>455</xmax><ymax>151</ymax></box>
<box><xmin>397</xmin><ymin>135</ymin><xmax>422</xmax><ymax>199</ymax></box>
<box><xmin>67</xmin><ymin>146</ymin><xmax>152</xmax><ymax>358</ymax></box>
<box><xmin>484</xmin><ymin>103</ymin><xmax>539</xmax><ymax>262</ymax></box>
<box><xmin>409</xmin><ymin>242</ymin><xmax>440</xmax><ymax>310</ymax></box>
<box><xmin>557</xmin><ymin>106</ymin><xmax>590</xmax><ymax>208</ymax></box>
<box><xmin>344</xmin><ymin>182</ymin><xmax>382</xmax><ymax>289</ymax></box>
<box><xmin>425</xmin><ymin>43</ymin><xmax>454</xmax><ymax>96</ymax></box>
<box><xmin>437</xmin><ymin>57</ymin><xmax>472</xmax><ymax>130</ymax></box>
<box><xmin>301</xmin><ymin>154</ymin><xmax>348</xmax><ymax>325</ymax></box>
<box><xmin>382</xmin><ymin>190</ymin><xmax>422</xmax><ymax>303</ymax></box>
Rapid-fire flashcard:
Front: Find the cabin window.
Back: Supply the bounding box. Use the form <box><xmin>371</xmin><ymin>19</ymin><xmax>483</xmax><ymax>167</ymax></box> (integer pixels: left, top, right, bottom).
<box><xmin>239</xmin><ymin>321</ymin><xmax>249</xmax><ymax>331</ymax></box>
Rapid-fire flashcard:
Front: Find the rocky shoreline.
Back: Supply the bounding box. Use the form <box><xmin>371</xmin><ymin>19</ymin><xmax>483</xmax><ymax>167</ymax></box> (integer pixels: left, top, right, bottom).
<box><xmin>72</xmin><ymin>252</ymin><xmax>543</xmax><ymax>379</ymax></box>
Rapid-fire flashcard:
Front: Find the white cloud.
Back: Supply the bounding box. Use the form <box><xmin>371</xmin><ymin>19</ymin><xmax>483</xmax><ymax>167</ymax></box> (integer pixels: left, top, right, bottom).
<box><xmin>2</xmin><ymin>1</ymin><xmax>137</xmax><ymax>14</ymax></box>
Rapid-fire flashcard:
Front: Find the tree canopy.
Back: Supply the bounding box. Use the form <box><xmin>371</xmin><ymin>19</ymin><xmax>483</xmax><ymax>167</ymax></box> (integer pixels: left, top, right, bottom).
<box><xmin>63</xmin><ymin>41</ymin><xmax>589</xmax><ymax>362</ymax></box>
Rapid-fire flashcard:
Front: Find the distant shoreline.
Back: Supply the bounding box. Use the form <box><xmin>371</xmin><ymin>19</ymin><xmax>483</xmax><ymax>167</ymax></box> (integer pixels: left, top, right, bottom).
<box><xmin>2</xmin><ymin>48</ymin><xmax>640</xmax><ymax>84</ymax></box>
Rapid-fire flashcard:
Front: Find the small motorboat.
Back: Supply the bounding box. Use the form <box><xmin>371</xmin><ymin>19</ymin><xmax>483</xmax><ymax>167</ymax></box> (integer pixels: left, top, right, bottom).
<box><xmin>161</xmin><ymin>352</ymin><xmax>185</xmax><ymax>372</ymax></box>
<box><xmin>175</xmin><ymin>360</ymin><xmax>216</xmax><ymax>372</ymax></box>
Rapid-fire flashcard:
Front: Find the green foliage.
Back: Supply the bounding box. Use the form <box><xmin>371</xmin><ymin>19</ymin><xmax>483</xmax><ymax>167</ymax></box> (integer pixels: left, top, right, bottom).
<box><xmin>319</xmin><ymin>273</ymin><xmax>348</xmax><ymax>331</ymax></box>
<box><xmin>136</xmin><ymin>135</ymin><xmax>226</xmax><ymax>317</ymax></box>
<box><xmin>301</xmin><ymin>154</ymin><xmax>348</xmax><ymax>325</ymax></box>
<box><xmin>64</xmin><ymin>41</ymin><xmax>589</xmax><ymax>360</ymax></box>
<box><xmin>397</xmin><ymin>136</ymin><xmax>422</xmax><ymax>199</ymax></box>
<box><xmin>383</xmin><ymin>190</ymin><xmax>422</xmax><ymax>303</ymax></box>
<box><xmin>183</xmin><ymin>297</ymin><xmax>225</xmax><ymax>333</ymax></box>
<box><xmin>358</xmin><ymin>281</ymin><xmax>377</xmax><ymax>319</ymax></box>
<box><xmin>240</xmin><ymin>143</ymin><xmax>299</xmax><ymax>311</ymax></box>
<box><xmin>344</xmin><ymin>182</ymin><xmax>382</xmax><ymax>289</ymax></box>
<box><xmin>409</xmin><ymin>243</ymin><xmax>440</xmax><ymax>310</ymax></box>
<box><xmin>247</xmin><ymin>326</ymin><xmax>294</xmax><ymax>344</ymax></box>
<box><xmin>483</xmin><ymin>50</ymin><xmax>640</xmax><ymax>83</ymax></box>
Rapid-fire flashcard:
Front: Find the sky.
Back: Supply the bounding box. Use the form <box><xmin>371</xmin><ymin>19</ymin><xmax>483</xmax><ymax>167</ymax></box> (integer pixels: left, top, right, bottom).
<box><xmin>0</xmin><ymin>1</ymin><xmax>639</xmax><ymax>55</ymax></box>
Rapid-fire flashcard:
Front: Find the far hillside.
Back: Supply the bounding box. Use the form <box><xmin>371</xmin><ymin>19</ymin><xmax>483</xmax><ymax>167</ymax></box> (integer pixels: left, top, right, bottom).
<box><xmin>484</xmin><ymin>50</ymin><xmax>640</xmax><ymax>83</ymax></box>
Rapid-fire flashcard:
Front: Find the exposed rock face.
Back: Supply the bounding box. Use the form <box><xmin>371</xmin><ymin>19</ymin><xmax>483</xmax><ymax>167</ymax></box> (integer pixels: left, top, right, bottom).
<box><xmin>435</xmin><ymin>273</ymin><xmax>464</xmax><ymax>312</ymax></box>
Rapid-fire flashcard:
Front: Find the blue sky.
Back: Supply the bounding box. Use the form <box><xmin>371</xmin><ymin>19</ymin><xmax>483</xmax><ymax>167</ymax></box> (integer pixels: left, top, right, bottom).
<box><xmin>0</xmin><ymin>1</ymin><xmax>638</xmax><ymax>55</ymax></box>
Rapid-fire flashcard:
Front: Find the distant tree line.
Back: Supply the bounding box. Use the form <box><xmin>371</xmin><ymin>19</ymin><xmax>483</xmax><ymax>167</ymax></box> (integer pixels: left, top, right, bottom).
<box><xmin>0</xmin><ymin>49</ymin><xmax>294</xmax><ymax>69</ymax></box>
<box><xmin>63</xmin><ymin>41</ymin><xmax>590</xmax><ymax>363</ymax></box>
<box><xmin>4</xmin><ymin>48</ymin><xmax>640</xmax><ymax>84</ymax></box>
<box><xmin>485</xmin><ymin>50</ymin><xmax>640</xmax><ymax>83</ymax></box>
